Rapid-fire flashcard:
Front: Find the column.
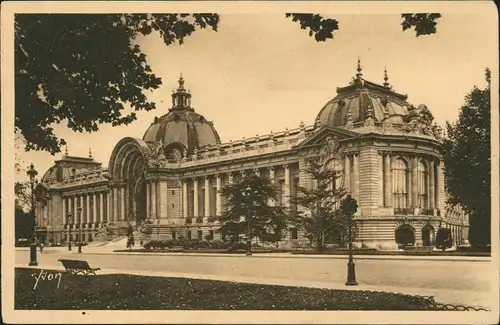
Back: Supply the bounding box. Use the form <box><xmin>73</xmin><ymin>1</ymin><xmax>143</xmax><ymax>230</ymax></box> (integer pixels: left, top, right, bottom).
<box><xmin>86</xmin><ymin>193</ymin><xmax>91</xmax><ymax>224</ymax></box>
<box><xmin>146</xmin><ymin>181</ymin><xmax>150</xmax><ymax>218</ymax></box>
<box><xmin>121</xmin><ymin>186</ymin><xmax>126</xmax><ymax>221</ymax></box>
<box><xmin>353</xmin><ymin>154</ymin><xmax>360</xmax><ymax>200</ymax></box>
<box><xmin>384</xmin><ymin>153</ymin><xmax>392</xmax><ymax>207</ymax></box>
<box><xmin>204</xmin><ymin>177</ymin><xmax>210</xmax><ymax>218</ymax></box>
<box><xmin>63</xmin><ymin>197</ymin><xmax>67</xmax><ymax>224</ymax></box>
<box><xmin>216</xmin><ymin>175</ymin><xmax>222</xmax><ymax>216</ymax></box>
<box><xmin>161</xmin><ymin>180</ymin><xmax>168</xmax><ymax>219</ymax></box>
<box><xmin>411</xmin><ymin>156</ymin><xmax>418</xmax><ymax>208</ymax></box>
<box><xmin>284</xmin><ymin>165</ymin><xmax>291</xmax><ymax>208</ymax></box>
<box><xmin>113</xmin><ymin>188</ymin><xmax>118</xmax><ymax>222</ymax></box>
<box><xmin>151</xmin><ymin>181</ymin><xmax>157</xmax><ymax>218</ymax></box>
<box><xmin>69</xmin><ymin>196</ymin><xmax>73</xmax><ymax>221</ymax></box>
<box><xmin>99</xmin><ymin>192</ymin><xmax>104</xmax><ymax>223</ymax></box>
<box><xmin>344</xmin><ymin>155</ymin><xmax>351</xmax><ymax>193</ymax></box>
<box><xmin>429</xmin><ymin>159</ymin><xmax>435</xmax><ymax>209</ymax></box>
<box><xmin>182</xmin><ymin>180</ymin><xmax>188</xmax><ymax>218</ymax></box>
<box><xmin>106</xmin><ymin>190</ymin><xmax>111</xmax><ymax>222</ymax></box>
<box><xmin>92</xmin><ymin>193</ymin><xmax>97</xmax><ymax>224</ymax></box>
<box><xmin>193</xmin><ymin>178</ymin><xmax>199</xmax><ymax>217</ymax></box>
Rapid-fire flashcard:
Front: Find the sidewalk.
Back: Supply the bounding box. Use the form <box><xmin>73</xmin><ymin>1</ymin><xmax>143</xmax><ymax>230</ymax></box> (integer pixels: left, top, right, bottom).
<box><xmin>15</xmin><ymin>247</ymin><xmax>491</xmax><ymax>262</ymax></box>
<box><xmin>16</xmin><ymin>263</ymin><xmax>492</xmax><ymax>310</ymax></box>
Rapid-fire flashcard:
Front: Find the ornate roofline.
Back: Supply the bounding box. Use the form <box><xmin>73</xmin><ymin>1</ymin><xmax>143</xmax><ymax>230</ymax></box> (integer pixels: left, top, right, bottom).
<box><xmin>336</xmin><ymin>78</ymin><xmax>408</xmax><ymax>101</ymax></box>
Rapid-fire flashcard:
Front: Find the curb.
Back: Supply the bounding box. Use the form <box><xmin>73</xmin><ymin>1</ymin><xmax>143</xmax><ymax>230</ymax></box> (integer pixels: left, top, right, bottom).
<box><xmin>79</xmin><ymin>251</ymin><xmax>491</xmax><ymax>262</ymax></box>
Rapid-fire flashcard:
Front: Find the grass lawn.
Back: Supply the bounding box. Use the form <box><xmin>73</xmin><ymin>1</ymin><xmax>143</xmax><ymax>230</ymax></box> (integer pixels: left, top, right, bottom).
<box><xmin>15</xmin><ymin>268</ymin><xmax>441</xmax><ymax>310</ymax></box>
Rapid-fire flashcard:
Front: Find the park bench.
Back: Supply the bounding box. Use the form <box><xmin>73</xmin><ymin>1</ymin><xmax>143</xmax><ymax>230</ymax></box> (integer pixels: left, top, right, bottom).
<box><xmin>58</xmin><ymin>259</ymin><xmax>101</xmax><ymax>275</ymax></box>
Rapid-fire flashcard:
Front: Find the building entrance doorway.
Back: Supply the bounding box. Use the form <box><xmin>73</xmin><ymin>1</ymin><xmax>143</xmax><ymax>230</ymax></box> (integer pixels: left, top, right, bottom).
<box><xmin>395</xmin><ymin>224</ymin><xmax>415</xmax><ymax>248</ymax></box>
<box><xmin>421</xmin><ymin>224</ymin><xmax>435</xmax><ymax>246</ymax></box>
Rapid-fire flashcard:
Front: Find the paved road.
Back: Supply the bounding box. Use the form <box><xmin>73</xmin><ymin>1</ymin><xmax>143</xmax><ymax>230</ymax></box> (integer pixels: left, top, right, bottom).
<box><xmin>15</xmin><ymin>249</ymin><xmax>492</xmax><ymax>293</ymax></box>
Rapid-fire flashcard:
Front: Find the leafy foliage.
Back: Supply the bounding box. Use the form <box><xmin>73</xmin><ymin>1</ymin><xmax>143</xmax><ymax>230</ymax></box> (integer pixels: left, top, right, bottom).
<box><xmin>15</xmin><ymin>14</ymin><xmax>219</xmax><ymax>154</ymax></box>
<box><xmin>285</xmin><ymin>14</ymin><xmax>339</xmax><ymax>41</ymax></box>
<box><xmin>442</xmin><ymin>68</ymin><xmax>491</xmax><ymax>247</ymax></box>
<box><xmin>401</xmin><ymin>13</ymin><xmax>441</xmax><ymax>37</ymax></box>
<box><xmin>289</xmin><ymin>159</ymin><xmax>348</xmax><ymax>250</ymax></box>
<box><xmin>15</xmin><ymin>205</ymin><xmax>35</xmax><ymax>242</ymax></box>
<box><xmin>435</xmin><ymin>228</ymin><xmax>453</xmax><ymax>251</ymax></box>
<box><xmin>218</xmin><ymin>174</ymin><xmax>289</xmax><ymax>246</ymax></box>
<box><xmin>15</xmin><ymin>181</ymin><xmax>33</xmax><ymax>211</ymax></box>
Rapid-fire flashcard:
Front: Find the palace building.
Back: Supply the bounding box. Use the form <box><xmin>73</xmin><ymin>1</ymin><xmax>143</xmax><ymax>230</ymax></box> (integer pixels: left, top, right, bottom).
<box><xmin>33</xmin><ymin>62</ymin><xmax>470</xmax><ymax>249</ymax></box>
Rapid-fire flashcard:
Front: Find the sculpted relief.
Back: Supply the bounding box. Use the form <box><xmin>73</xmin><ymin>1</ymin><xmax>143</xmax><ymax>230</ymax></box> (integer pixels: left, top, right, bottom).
<box><xmin>320</xmin><ymin>135</ymin><xmax>340</xmax><ymax>161</ymax></box>
<box><xmin>401</xmin><ymin>104</ymin><xmax>441</xmax><ymax>138</ymax></box>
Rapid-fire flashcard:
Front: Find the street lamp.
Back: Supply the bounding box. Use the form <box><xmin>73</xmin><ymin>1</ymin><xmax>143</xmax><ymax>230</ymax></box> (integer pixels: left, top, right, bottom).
<box><xmin>77</xmin><ymin>206</ymin><xmax>83</xmax><ymax>253</ymax></box>
<box><xmin>341</xmin><ymin>194</ymin><xmax>358</xmax><ymax>286</ymax></box>
<box><xmin>27</xmin><ymin>163</ymin><xmax>38</xmax><ymax>266</ymax></box>
<box><xmin>67</xmin><ymin>212</ymin><xmax>72</xmax><ymax>251</ymax></box>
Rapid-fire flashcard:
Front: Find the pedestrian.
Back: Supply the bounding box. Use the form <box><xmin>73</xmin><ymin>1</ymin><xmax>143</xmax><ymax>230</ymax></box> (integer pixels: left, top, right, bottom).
<box><xmin>39</xmin><ymin>242</ymin><xmax>44</xmax><ymax>253</ymax></box>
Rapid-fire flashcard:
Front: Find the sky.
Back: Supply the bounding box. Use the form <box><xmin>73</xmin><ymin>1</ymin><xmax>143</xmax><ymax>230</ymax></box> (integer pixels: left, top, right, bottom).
<box><xmin>15</xmin><ymin>11</ymin><xmax>497</xmax><ymax>181</ymax></box>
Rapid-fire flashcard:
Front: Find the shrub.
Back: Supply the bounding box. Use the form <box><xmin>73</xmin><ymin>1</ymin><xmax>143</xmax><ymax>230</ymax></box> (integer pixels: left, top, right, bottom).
<box><xmin>435</xmin><ymin>228</ymin><xmax>453</xmax><ymax>251</ymax></box>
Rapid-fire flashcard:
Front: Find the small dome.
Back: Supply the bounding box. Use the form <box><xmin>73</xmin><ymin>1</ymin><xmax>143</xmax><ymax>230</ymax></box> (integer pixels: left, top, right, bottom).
<box><xmin>142</xmin><ymin>75</ymin><xmax>221</xmax><ymax>154</ymax></box>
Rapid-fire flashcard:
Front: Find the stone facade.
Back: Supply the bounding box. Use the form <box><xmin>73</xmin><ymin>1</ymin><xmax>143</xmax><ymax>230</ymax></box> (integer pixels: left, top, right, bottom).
<box><xmin>34</xmin><ymin>65</ymin><xmax>470</xmax><ymax>249</ymax></box>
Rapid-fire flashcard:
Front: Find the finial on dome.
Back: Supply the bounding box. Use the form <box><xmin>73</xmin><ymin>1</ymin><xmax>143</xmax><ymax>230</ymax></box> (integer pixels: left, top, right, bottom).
<box><xmin>383</xmin><ymin>66</ymin><xmax>390</xmax><ymax>88</ymax></box>
<box><xmin>178</xmin><ymin>73</ymin><xmax>185</xmax><ymax>90</ymax></box>
<box><xmin>356</xmin><ymin>58</ymin><xmax>363</xmax><ymax>80</ymax></box>
<box><xmin>89</xmin><ymin>148</ymin><xmax>92</xmax><ymax>158</ymax></box>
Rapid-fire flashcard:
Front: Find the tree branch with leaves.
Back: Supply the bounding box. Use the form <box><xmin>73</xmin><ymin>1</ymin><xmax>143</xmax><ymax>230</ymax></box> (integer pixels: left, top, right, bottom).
<box><xmin>289</xmin><ymin>158</ymin><xmax>348</xmax><ymax>251</ymax></box>
<box><xmin>218</xmin><ymin>174</ymin><xmax>289</xmax><ymax>247</ymax></box>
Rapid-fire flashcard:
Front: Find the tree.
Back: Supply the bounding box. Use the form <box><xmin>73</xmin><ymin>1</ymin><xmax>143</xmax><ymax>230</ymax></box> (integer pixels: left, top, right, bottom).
<box><xmin>15</xmin><ymin>13</ymin><xmax>440</xmax><ymax>155</ymax></box>
<box><xmin>15</xmin><ymin>14</ymin><xmax>219</xmax><ymax>154</ymax></box>
<box><xmin>289</xmin><ymin>159</ymin><xmax>348</xmax><ymax>251</ymax></box>
<box><xmin>218</xmin><ymin>174</ymin><xmax>288</xmax><ymax>248</ymax></box>
<box><xmin>442</xmin><ymin>68</ymin><xmax>491</xmax><ymax>248</ymax></box>
<box><xmin>15</xmin><ymin>203</ymin><xmax>35</xmax><ymax>242</ymax></box>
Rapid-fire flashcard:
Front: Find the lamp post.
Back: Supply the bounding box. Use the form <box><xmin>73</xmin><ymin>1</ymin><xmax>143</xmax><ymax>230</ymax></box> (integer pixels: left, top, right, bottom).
<box><xmin>77</xmin><ymin>206</ymin><xmax>83</xmax><ymax>253</ymax></box>
<box><xmin>245</xmin><ymin>184</ymin><xmax>252</xmax><ymax>256</ymax></box>
<box><xmin>27</xmin><ymin>163</ymin><xmax>38</xmax><ymax>266</ymax></box>
<box><xmin>68</xmin><ymin>212</ymin><xmax>72</xmax><ymax>251</ymax></box>
<box><xmin>342</xmin><ymin>194</ymin><xmax>358</xmax><ymax>286</ymax></box>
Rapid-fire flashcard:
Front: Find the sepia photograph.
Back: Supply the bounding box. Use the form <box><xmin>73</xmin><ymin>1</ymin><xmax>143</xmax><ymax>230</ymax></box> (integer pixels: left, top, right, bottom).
<box><xmin>1</xmin><ymin>1</ymin><xmax>498</xmax><ymax>324</ymax></box>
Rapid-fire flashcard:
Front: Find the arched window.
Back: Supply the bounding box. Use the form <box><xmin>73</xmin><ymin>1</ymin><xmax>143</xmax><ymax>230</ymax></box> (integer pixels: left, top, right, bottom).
<box><xmin>392</xmin><ymin>158</ymin><xmax>408</xmax><ymax>209</ymax></box>
<box><xmin>417</xmin><ymin>160</ymin><xmax>428</xmax><ymax>208</ymax></box>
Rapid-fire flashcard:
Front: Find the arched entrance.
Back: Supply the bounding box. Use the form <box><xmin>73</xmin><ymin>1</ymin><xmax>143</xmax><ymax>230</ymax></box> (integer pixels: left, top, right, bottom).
<box><xmin>395</xmin><ymin>224</ymin><xmax>415</xmax><ymax>248</ymax></box>
<box><xmin>421</xmin><ymin>224</ymin><xmax>435</xmax><ymax>246</ymax></box>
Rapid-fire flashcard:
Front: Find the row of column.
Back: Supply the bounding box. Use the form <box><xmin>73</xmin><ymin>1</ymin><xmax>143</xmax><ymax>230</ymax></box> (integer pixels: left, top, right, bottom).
<box><xmin>63</xmin><ymin>192</ymin><xmax>108</xmax><ymax>225</ymax></box>
<box><xmin>180</xmin><ymin>165</ymin><xmax>293</xmax><ymax>218</ymax></box>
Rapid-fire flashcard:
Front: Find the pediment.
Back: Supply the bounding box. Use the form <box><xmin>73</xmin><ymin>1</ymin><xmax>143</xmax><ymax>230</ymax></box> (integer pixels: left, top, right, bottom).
<box><xmin>293</xmin><ymin>125</ymin><xmax>358</xmax><ymax>150</ymax></box>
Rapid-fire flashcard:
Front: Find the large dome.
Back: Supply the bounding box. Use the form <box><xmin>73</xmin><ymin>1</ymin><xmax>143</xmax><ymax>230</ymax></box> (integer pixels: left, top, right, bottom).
<box><xmin>142</xmin><ymin>75</ymin><xmax>221</xmax><ymax>155</ymax></box>
<box><xmin>315</xmin><ymin>62</ymin><xmax>416</xmax><ymax>128</ymax></box>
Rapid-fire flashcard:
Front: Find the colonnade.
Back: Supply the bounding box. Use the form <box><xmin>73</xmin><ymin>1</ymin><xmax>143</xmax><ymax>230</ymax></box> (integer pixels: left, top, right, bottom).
<box><xmin>180</xmin><ymin>165</ymin><xmax>294</xmax><ymax>219</ymax></box>
<box><xmin>62</xmin><ymin>191</ymin><xmax>109</xmax><ymax>225</ymax></box>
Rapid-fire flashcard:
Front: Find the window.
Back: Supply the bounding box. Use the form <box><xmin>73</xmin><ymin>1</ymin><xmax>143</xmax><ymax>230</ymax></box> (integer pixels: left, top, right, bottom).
<box><xmin>197</xmin><ymin>230</ymin><xmax>203</xmax><ymax>239</ymax></box>
<box><xmin>208</xmin><ymin>230</ymin><xmax>214</xmax><ymax>240</ymax></box>
<box><xmin>392</xmin><ymin>158</ymin><xmax>408</xmax><ymax>209</ymax></box>
<box><xmin>187</xmin><ymin>231</ymin><xmax>192</xmax><ymax>240</ymax></box>
<box><xmin>172</xmin><ymin>190</ymin><xmax>175</xmax><ymax>195</ymax></box>
<box><xmin>172</xmin><ymin>231</ymin><xmax>177</xmax><ymax>240</ymax></box>
<box><xmin>291</xmin><ymin>228</ymin><xmax>298</xmax><ymax>240</ymax></box>
<box><xmin>172</xmin><ymin>204</ymin><xmax>174</xmax><ymax>208</ymax></box>
<box><xmin>417</xmin><ymin>160</ymin><xmax>428</xmax><ymax>208</ymax></box>
<box><xmin>327</xmin><ymin>159</ymin><xmax>343</xmax><ymax>191</ymax></box>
